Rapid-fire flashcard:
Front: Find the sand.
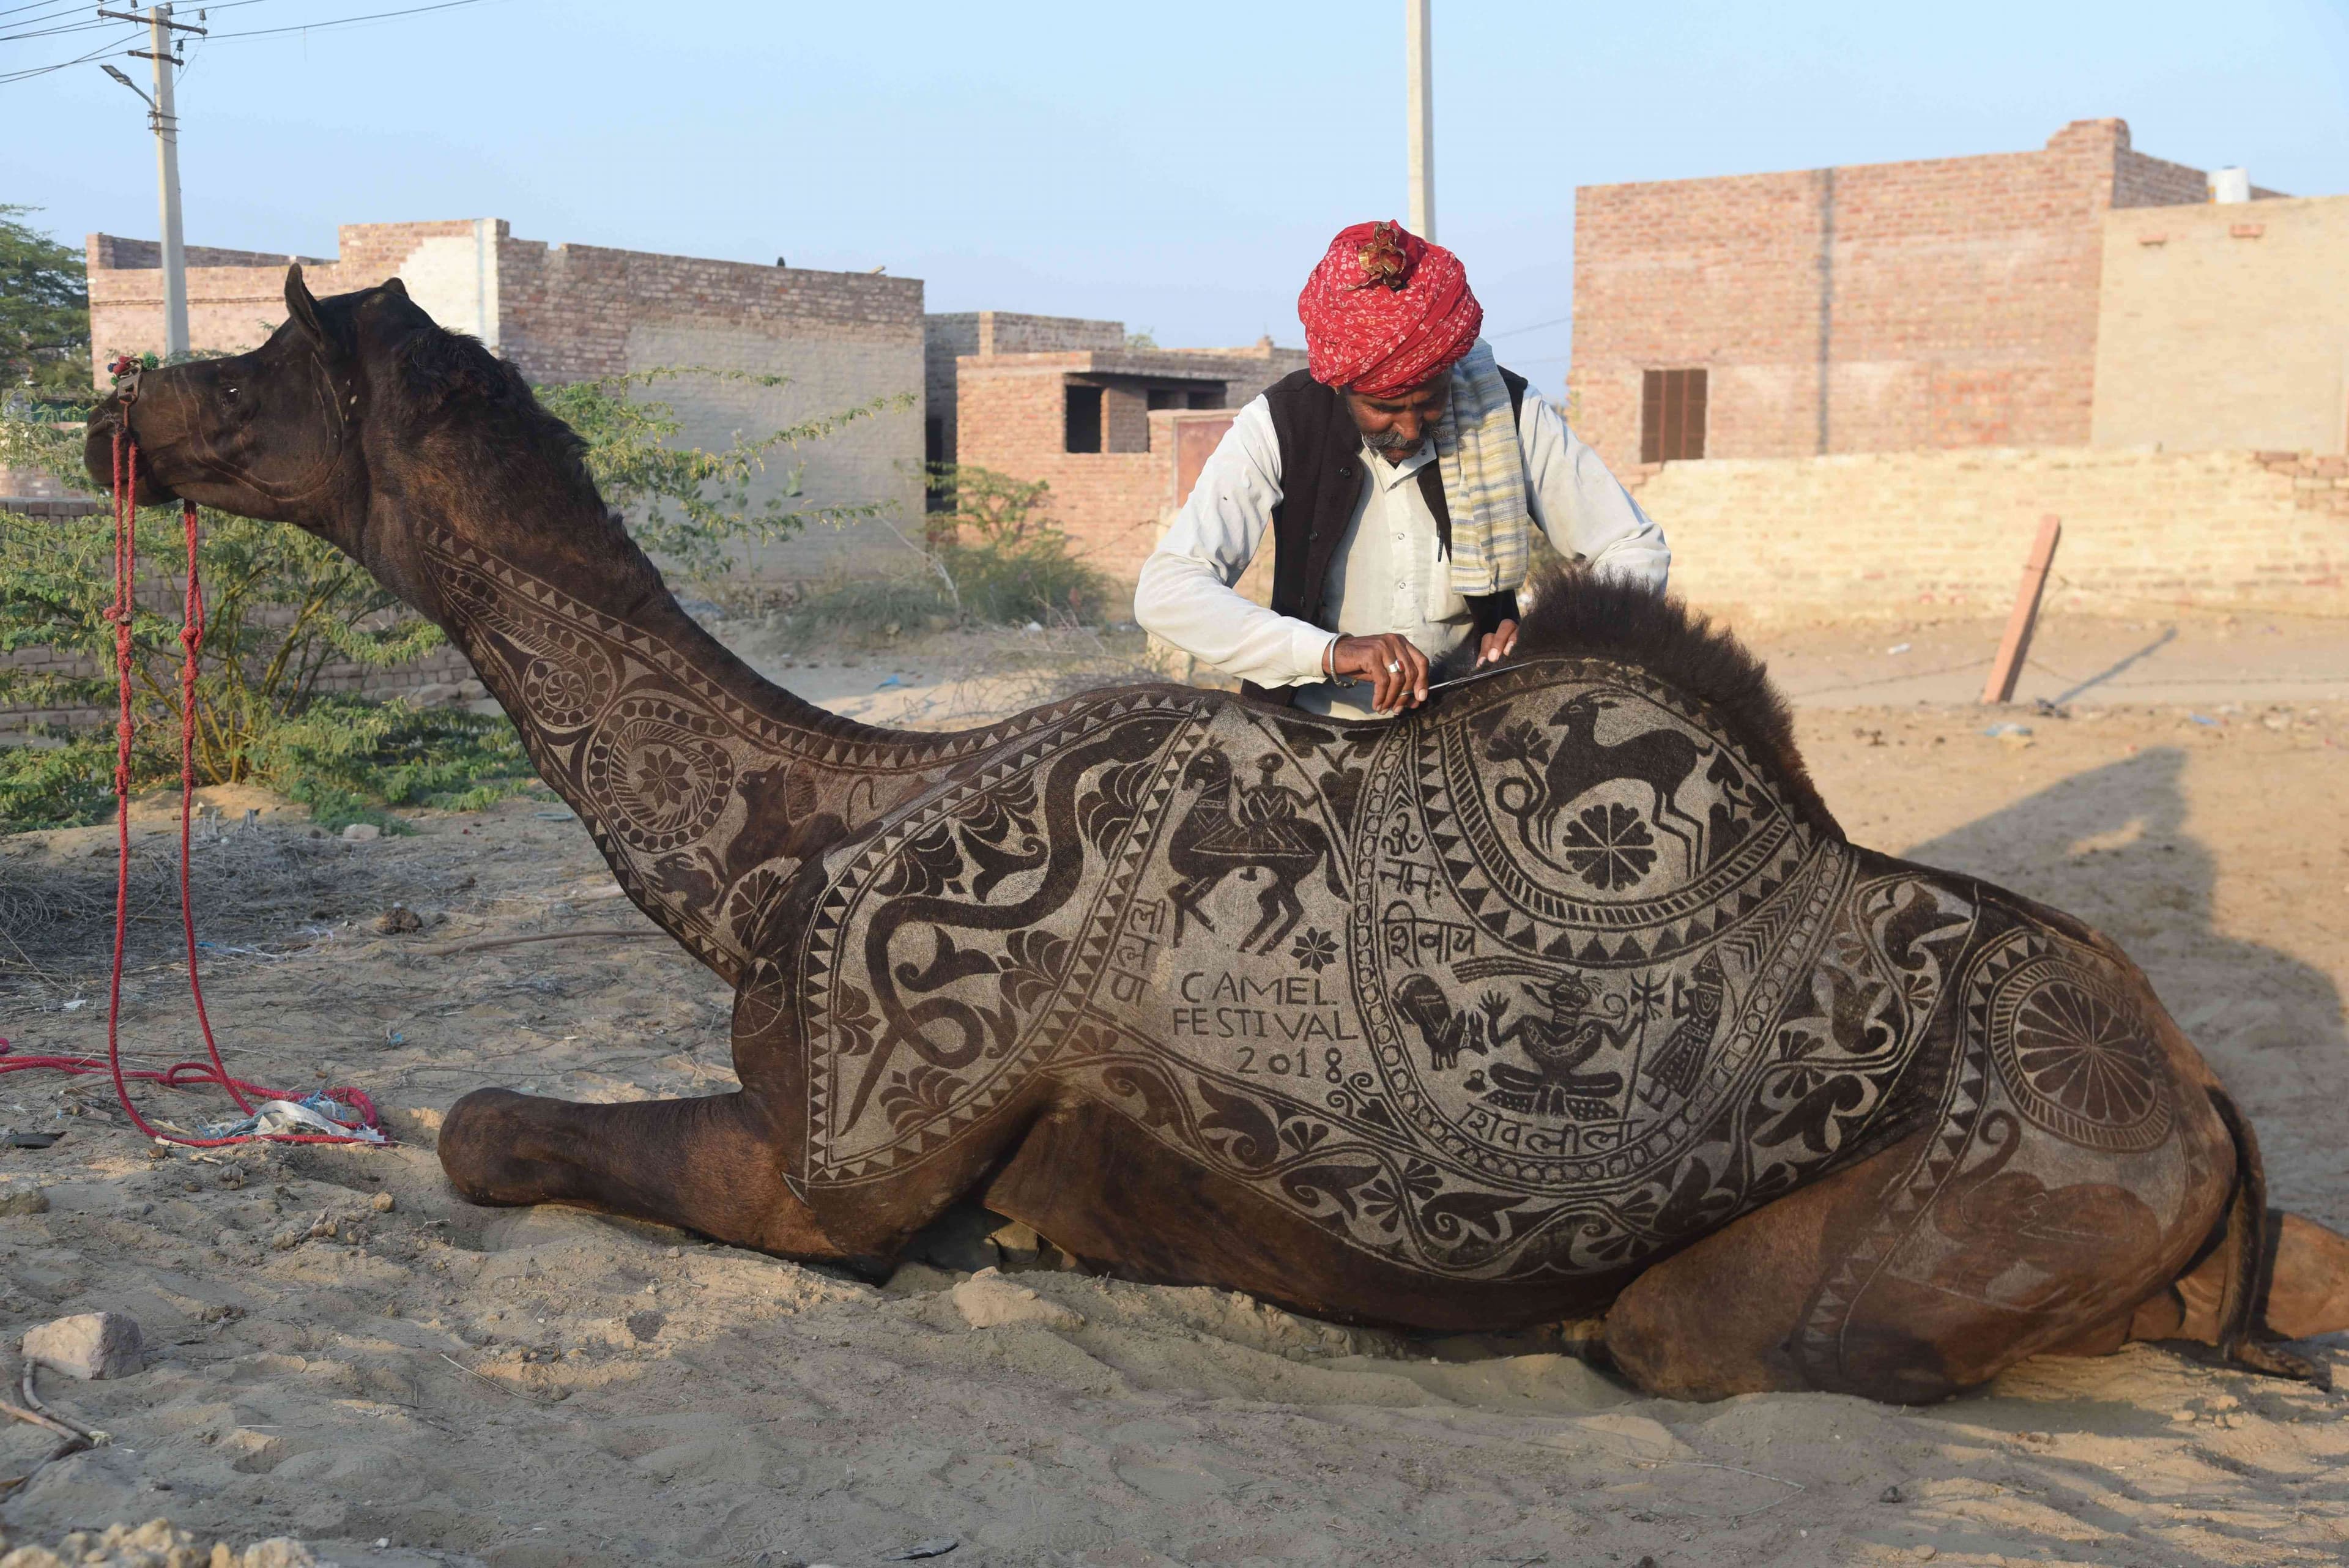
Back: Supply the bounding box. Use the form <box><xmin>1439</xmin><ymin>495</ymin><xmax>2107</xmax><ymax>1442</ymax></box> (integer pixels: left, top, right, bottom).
<box><xmin>0</xmin><ymin>619</ymin><xmax>2344</xmax><ymax>1567</ymax></box>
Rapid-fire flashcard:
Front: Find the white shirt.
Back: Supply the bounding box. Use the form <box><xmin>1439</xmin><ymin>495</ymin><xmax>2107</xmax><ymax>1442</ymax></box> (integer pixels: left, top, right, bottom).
<box><xmin>1135</xmin><ymin>388</ymin><xmax>1669</xmax><ymax>718</ymax></box>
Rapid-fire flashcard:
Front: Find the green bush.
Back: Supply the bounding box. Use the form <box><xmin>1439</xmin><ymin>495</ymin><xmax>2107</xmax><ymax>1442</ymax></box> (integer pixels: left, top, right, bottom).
<box><xmin>924</xmin><ymin>463</ymin><xmax>1107</xmax><ymax>624</ymax></box>
<box><xmin>0</xmin><ymin>731</ymin><xmax>129</xmax><ymax>833</ymax></box>
<box><xmin>0</xmin><ymin>349</ymin><xmax>907</xmax><ymax>834</ymax></box>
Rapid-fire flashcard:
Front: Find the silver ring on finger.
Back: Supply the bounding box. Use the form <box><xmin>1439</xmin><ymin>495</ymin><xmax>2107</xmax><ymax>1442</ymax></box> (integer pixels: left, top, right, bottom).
<box><xmin>1386</xmin><ymin>660</ymin><xmax>1402</xmax><ymax>674</ymax></box>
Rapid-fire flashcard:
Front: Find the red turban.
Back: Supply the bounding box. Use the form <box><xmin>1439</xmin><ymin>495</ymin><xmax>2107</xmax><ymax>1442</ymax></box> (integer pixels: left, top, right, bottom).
<box><xmin>1296</xmin><ymin>220</ymin><xmax>1483</xmax><ymax>398</ymax></box>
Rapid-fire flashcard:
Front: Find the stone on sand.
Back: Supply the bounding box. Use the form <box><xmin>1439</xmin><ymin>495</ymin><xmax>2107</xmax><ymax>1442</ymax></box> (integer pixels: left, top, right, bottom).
<box><xmin>374</xmin><ymin>903</ymin><xmax>422</xmax><ymax>934</ymax></box>
<box><xmin>0</xmin><ymin>1518</ymin><xmax>315</xmax><ymax>1567</ymax></box>
<box><xmin>952</xmin><ymin>1268</ymin><xmax>1083</xmax><ymax>1330</ymax></box>
<box><xmin>21</xmin><ymin>1312</ymin><xmax>143</xmax><ymax>1381</ymax></box>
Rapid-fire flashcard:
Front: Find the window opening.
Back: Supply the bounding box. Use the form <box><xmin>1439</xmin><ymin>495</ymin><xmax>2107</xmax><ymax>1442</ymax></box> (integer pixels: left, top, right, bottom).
<box><xmin>1641</xmin><ymin>368</ymin><xmax>1708</xmax><ymax>463</ymax></box>
<box><xmin>1064</xmin><ymin>385</ymin><xmax>1104</xmax><ymax>453</ymax></box>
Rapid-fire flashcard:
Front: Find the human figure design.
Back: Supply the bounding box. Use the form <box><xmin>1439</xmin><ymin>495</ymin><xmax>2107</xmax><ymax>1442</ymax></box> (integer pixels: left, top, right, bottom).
<box><xmin>1166</xmin><ymin>748</ymin><xmax>1341</xmax><ymax>952</ymax></box>
<box><xmin>1639</xmin><ymin>951</ymin><xmax>1727</xmax><ymax>1107</ymax></box>
<box><xmin>1479</xmin><ymin>972</ymin><xmax>1643</xmax><ymax>1120</ymax></box>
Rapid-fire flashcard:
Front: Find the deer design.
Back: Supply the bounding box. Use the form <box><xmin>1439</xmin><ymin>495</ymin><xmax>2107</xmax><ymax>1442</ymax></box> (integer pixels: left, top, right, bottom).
<box><xmin>1167</xmin><ymin>748</ymin><xmax>1343</xmax><ymax>953</ymax></box>
<box><xmin>1533</xmin><ymin>693</ymin><xmax>1709</xmax><ymax>872</ymax></box>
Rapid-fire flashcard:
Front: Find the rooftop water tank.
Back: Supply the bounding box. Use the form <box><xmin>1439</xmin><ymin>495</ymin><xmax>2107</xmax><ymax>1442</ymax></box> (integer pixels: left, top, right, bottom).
<box><xmin>2210</xmin><ymin>166</ymin><xmax>2252</xmax><ymax>204</ymax></box>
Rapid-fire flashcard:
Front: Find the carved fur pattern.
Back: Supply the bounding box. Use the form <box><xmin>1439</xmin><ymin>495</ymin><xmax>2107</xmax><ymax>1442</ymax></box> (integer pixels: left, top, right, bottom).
<box><xmin>417</xmin><ymin>524</ymin><xmax>1112</xmax><ymax>981</ymax></box>
<box><xmin>792</xmin><ymin>663</ymin><xmax>1981</xmax><ymax>1283</ymax></box>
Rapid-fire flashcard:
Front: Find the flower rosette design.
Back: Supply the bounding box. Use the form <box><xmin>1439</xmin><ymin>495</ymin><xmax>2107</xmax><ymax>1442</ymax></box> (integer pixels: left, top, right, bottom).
<box><xmin>1979</xmin><ymin>934</ymin><xmax>2173</xmax><ymax>1154</ymax></box>
<box><xmin>584</xmin><ymin>695</ymin><xmax>737</xmax><ymax>854</ymax></box>
<box><xmin>1558</xmin><ymin>802</ymin><xmax>1658</xmax><ymax>891</ymax></box>
<box><xmin>1290</xmin><ymin>927</ymin><xmax>1338</xmax><ymax>972</ymax></box>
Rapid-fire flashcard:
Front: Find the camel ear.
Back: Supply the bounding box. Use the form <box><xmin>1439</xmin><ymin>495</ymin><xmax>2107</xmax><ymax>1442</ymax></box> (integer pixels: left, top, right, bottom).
<box><xmin>379</xmin><ymin>276</ymin><xmax>409</xmax><ymax>300</ymax></box>
<box><xmin>284</xmin><ymin>265</ymin><xmax>326</xmax><ymax>346</ymax></box>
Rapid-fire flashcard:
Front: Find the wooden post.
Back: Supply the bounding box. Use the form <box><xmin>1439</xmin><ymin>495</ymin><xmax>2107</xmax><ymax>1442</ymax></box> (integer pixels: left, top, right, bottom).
<box><xmin>1981</xmin><ymin>515</ymin><xmax>2062</xmax><ymax>705</ymax></box>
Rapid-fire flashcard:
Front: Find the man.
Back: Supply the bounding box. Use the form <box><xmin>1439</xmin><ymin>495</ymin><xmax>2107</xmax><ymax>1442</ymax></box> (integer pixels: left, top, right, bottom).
<box><xmin>1135</xmin><ymin>220</ymin><xmax>1668</xmax><ymax>718</ymax></box>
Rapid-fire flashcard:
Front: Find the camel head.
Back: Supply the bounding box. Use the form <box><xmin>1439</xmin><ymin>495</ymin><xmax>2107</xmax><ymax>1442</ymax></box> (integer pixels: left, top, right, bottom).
<box><xmin>87</xmin><ymin>267</ymin><xmax>406</xmax><ymax>524</ymax></box>
<box><xmin>84</xmin><ymin>264</ymin><xmax>617</xmax><ymax>629</ymax></box>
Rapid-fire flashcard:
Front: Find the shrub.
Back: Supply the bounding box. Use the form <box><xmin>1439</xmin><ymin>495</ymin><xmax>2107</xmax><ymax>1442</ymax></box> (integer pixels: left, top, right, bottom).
<box><xmin>0</xmin><ymin>362</ymin><xmax>906</xmax><ymax>833</ymax></box>
<box><xmin>924</xmin><ymin>463</ymin><xmax>1108</xmax><ymax>624</ymax></box>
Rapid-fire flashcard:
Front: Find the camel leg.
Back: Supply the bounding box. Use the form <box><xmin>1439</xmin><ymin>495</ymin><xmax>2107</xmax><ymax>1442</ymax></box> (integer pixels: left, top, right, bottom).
<box><xmin>2116</xmin><ymin>1211</ymin><xmax>2349</xmax><ymax>1350</ymax></box>
<box><xmin>437</xmin><ymin>1087</ymin><xmax>864</xmax><ymax>1265</ymax></box>
<box><xmin>1603</xmin><ymin>1119</ymin><xmax>2219</xmax><ymax>1403</ymax></box>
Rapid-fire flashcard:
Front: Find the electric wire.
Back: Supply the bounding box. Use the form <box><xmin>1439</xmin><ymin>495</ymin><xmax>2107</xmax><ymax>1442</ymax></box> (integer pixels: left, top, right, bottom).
<box><xmin>201</xmin><ymin>0</ymin><xmax>489</xmax><ymax>40</ymax></box>
<box><xmin>0</xmin><ymin>0</ymin><xmax>485</xmax><ymax>86</ymax></box>
<box><xmin>0</xmin><ymin>29</ymin><xmax>132</xmax><ymax>84</ymax></box>
<box><xmin>0</xmin><ymin>0</ymin><xmax>102</xmax><ymax>31</ymax></box>
<box><xmin>1488</xmin><ymin>311</ymin><xmax>1575</xmax><ymax>340</ymax></box>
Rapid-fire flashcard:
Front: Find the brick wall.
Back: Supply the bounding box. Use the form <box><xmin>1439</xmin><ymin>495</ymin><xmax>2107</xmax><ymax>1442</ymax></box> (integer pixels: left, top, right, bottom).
<box><xmin>86</xmin><ymin>220</ymin><xmax>927</xmax><ymax>581</ymax></box>
<box><xmin>1568</xmin><ymin>119</ymin><xmax>2216</xmax><ymax>468</ymax></box>
<box><xmin>1626</xmin><ymin>445</ymin><xmax>2346</xmax><ymax>622</ymax></box>
<box><xmin>2092</xmin><ymin>195</ymin><xmax>2349</xmax><ymax>455</ymax></box>
<box><xmin>492</xmin><ymin>235</ymin><xmax>926</xmax><ymax>577</ymax></box>
<box><xmin>86</xmin><ymin>221</ymin><xmax>488</xmax><ymax>372</ymax></box>
<box><xmin>952</xmin><ymin>354</ymin><xmax>1156</xmax><ymax>601</ymax></box>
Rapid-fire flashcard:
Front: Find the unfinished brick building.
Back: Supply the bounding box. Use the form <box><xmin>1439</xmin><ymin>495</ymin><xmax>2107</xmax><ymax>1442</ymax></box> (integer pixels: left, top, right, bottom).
<box><xmin>1568</xmin><ymin>119</ymin><xmax>2296</xmax><ymax>467</ymax></box>
<box><xmin>941</xmin><ymin>316</ymin><xmax>1307</xmax><ymax>598</ymax></box>
<box><xmin>86</xmin><ymin>220</ymin><xmax>927</xmax><ymax>577</ymax></box>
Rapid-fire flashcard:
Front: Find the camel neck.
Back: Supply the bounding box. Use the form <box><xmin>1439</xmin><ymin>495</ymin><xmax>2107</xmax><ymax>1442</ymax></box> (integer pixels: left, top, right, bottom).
<box><xmin>407</xmin><ymin>515</ymin><xmax>973</xmax><ymax>982</ymax></box>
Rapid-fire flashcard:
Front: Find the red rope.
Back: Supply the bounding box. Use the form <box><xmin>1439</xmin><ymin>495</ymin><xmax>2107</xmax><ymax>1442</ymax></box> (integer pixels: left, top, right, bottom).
<box><xmin>173</xmin><ymin>489</ymin><xmax>250</xmax><ymax>1116</ymax></box>
<box><xmin>84</xmin><ymin>425</ymin><xmax>384</xmax><ymax>1149</ymax></box>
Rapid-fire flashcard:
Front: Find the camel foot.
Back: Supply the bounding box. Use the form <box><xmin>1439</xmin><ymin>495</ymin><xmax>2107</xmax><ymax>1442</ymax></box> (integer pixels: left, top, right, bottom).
<box><xmin>437</xmin><ymin>1087</ymin><xmax>850</xmax><ymax>1261</ymax></box>
<box><xmin>2128</xmin><ymin>1209</ymin><xmax>2348</xmax><ymax>1388</ymax></box>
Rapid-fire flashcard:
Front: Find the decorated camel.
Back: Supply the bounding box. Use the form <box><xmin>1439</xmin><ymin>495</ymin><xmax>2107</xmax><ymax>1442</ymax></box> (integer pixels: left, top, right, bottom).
<box><xmin>88</xmin><ymin>270</ymin><xmax>2349</xmax><ymax>1403</ymax></box>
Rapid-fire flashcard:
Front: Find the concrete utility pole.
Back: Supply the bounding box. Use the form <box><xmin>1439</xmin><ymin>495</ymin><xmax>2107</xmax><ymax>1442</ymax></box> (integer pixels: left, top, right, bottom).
<box><xmin>100</xmin><ymin>4</ymin><xmax>205</xmax><ymax>358</ymax></box>
<box><xmin>1405</xmin><ymin>0</ymin><xmax>1435</xmax><ymax>239</ymax></box>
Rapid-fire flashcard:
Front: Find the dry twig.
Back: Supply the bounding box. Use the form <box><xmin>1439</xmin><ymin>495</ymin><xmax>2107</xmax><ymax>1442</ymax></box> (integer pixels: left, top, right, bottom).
<box><xmin>417</xmin><ymin>929</ymin><xmax>662</xmax><ymax>958</ymax></box>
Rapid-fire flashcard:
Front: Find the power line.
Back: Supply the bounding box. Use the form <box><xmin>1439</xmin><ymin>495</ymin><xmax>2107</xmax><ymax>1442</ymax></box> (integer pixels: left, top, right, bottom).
<box><xmin>1488</xmin><ymin>311</ymin><xmax>1573</xmax><ymax>340</ymax></box>
<box><xmin>0</xmin><ymin>0</ymin><xmax>473</xmax><ymax>89</ymax></box>
<box><xmin>202</xmin><ymin>0</ymin><xmax>489</xmax><ymax>41</ymax></box>
<box><xmin>0</xmin><ymin>0</ymin><xmax>97</xmax><ymax>28</ymax></box>
<box><xmin>0</xmin><ymin>29</ymin><xmax>133</xmax><ymax>86</ymax></box>
<box><xmin>0</xmin><ymin>4</ymin><xmax>139</xmax><ymax>43</ymax></box>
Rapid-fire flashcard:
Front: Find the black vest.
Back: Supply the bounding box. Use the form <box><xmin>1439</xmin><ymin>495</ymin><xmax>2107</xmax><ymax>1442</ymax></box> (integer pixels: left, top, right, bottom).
<box><xmin>1243</xmin><ymin>366</ymin><xmax>1528</xmax><ymax>705</ymax></box>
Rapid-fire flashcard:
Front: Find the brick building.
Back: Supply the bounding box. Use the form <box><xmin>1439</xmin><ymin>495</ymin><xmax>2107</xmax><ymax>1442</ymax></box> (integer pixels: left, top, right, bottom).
<box><xmin>1568</xmin><ymin>119</ymin><xmax>2310</xmax><ymax>467</ymax></box>
<box><xmin>86</xmin><ymin>220</ymin><xmax>928</xmax><ymax>576</ymax></box>
<box><xmin>941</xmin><ymin>316</ymin><xmax>1307</xmax><ymax>600</ymax></box>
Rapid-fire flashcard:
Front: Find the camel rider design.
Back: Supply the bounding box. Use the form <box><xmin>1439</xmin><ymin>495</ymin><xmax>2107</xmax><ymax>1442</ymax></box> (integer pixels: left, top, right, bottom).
<box><xmin>1137</xmin><ymin>220</ymin><xmax>1669</xmax><ymax>719</ymax></box>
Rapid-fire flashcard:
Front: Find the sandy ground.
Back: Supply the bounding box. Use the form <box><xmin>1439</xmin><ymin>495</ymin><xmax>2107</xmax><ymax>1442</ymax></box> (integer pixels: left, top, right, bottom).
<box><xmin>0</xmin><ymin>617</ymin><xmax>2345</xmax><ymax>1568</ymax></box>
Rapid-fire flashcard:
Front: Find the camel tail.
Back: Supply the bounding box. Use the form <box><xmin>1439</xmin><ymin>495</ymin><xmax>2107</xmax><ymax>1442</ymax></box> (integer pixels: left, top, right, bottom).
<box><xmin>2206</xmin><ymin>1088</ymin><xmax>2337</xmax><ymax>1387</ymax></box>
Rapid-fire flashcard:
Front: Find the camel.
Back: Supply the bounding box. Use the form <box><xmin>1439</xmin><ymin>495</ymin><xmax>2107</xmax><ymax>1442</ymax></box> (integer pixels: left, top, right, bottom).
<box><xmin>87</xmin><ymin>268</ymin><xmax>2349</xmax><ymax>1403</ymax></box>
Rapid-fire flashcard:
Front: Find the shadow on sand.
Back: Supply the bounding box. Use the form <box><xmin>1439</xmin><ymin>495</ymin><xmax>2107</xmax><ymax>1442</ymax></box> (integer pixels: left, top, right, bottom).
<box><xmin>1901</xmin><ymin>744</ymin><xmax>2349</xmax><ymax>1224</ymax></box>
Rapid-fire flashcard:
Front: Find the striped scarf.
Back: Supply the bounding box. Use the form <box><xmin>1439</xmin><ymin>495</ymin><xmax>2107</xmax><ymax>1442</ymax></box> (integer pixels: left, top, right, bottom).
<box><xmin>1434</xmin><ymin>340</ymin><xmax>1531</xmax><ymax>596</ymax></box>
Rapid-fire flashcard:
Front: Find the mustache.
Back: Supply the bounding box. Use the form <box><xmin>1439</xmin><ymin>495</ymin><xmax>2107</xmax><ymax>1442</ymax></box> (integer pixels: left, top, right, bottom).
<box><xmin>1362</xmin><ymin>426</ymin><xmax>1423</xmax><ymax>451</ymax></box>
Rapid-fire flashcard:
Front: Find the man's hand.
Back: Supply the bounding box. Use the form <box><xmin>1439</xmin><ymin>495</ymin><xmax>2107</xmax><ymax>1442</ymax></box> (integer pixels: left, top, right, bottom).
<box><xmin>1329</xmin><ymin>633</ymin><xmax>1429</xmax><ymax>714</ymax></box>
<box><xmin>1476</xmin><ymin>619</ymin><xmax>1520</xmax><ymax>669</ymax></box>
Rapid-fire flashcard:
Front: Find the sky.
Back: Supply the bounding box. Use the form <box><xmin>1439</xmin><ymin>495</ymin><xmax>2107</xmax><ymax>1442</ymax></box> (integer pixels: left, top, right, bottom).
<box><xmin>6</xmin><ymin>0</ymin><xmax>2347</xmax><ymax>395</ymax></box>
